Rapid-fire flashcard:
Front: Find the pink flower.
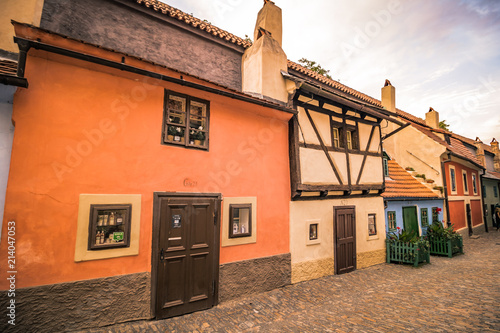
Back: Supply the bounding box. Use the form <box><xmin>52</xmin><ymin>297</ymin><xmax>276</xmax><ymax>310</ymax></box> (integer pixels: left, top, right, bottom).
<box><xmin>397</xmin><ymin>227</ymin><xmax>401</xmax><ymax>230</ymax></box>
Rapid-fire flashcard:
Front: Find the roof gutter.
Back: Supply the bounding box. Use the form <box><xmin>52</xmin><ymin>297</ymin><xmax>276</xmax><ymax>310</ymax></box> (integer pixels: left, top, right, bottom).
<box><xmin>14</xmin><ymin>36</ymin><xmax>296</xmax><ymax>115</ymax></box>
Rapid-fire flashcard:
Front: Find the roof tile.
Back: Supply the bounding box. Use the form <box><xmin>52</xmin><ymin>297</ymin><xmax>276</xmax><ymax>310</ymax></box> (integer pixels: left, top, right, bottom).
<box><xmin>382</xmin><ymin>160</ymin><xmax>440</xmax><ymax>198</ymax></box>
<box><xmin>135</xmin><ymin>0</ymin><xmax>251</xmax><ymax>48</ymax></box>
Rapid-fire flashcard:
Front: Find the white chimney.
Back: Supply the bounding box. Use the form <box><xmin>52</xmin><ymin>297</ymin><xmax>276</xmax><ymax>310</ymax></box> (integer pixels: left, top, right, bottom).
<box><xmin>242</xmin><ymin>1</ymin><xmax>288</xmax><ymax>103</ymax></box>
<box><xmin>381</xmin><ymin>79</ymin><xmax>395</xmax><ymax>112</ymax></box>
<box><xmin>425</xmin><ymin>107</ymin><xmax>439</xmax><ymax>129</ymax></box>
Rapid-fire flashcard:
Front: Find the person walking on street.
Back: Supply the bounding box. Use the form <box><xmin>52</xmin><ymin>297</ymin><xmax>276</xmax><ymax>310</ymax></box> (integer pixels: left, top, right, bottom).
<box><xmin>496</xmin><ymin>205</ymin><xmax>500</xmax><ymax>231</ymax></box>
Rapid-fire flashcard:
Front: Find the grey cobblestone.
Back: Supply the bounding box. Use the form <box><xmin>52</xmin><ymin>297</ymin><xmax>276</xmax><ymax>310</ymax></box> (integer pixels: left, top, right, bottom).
<box><xmin>76</xmin><ymin>230</ymin><xmax>500</xmax><ymax>332</ymax></box>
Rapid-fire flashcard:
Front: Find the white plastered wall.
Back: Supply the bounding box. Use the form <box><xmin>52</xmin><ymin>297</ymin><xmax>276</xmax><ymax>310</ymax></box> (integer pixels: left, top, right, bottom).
<box><xmin>289</xmin><ymin>196</ymin><xmax>386</xmax><ymax>265</ymax></box>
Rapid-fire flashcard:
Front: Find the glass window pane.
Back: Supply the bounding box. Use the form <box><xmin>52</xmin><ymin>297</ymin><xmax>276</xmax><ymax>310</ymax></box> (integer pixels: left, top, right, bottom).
<box><xmin>190</xmin><ymin>101</ymin><xmax>206</xmax><ymax>117</ymax></box>
<box><xmin>368</xmin><ymin>214</ymin><xmax>376</xmax><ymax>235</ymax></box>
<box><xmin>168</xmin><ymin>95</ymin><xmax>186</xmax><ymax>112</ymax></box>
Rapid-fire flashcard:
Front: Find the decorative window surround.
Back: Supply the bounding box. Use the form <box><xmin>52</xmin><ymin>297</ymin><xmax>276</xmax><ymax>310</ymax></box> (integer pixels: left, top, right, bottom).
<box><xmin>222</xmin><ymin>197</ymin><xmax>257</xmax><ymax>247</ymax></box>
<box><xmin>75</xmin><ymin>194</ymin><xmax>141</xmax><ymax>262</ymax></box>
<box><xmin>306</xmin><ymin>219</ymin><xmax>321</xmax><ymax>245</ymax></box>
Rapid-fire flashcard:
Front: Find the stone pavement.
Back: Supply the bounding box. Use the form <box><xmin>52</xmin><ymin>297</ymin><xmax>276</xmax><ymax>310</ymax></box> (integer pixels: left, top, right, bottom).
<box><xmin>77</xmin><ymin>230</ymin><xmax>500</xmax><ymax>333</ymax></box>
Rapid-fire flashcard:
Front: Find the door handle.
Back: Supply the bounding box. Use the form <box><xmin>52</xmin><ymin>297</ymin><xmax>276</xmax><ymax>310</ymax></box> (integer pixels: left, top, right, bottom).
<box><xmin>160</xmin><ymin>248</ymin><xmax>165</xmax><ymax>261</ymax></box>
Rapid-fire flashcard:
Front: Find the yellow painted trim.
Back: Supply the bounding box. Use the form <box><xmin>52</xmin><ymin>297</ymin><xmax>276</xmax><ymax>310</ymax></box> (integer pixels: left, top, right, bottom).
<box><xmin>74</xmin><ymin>194</ymin><xmax>141</xmax><ymax>262</ymax></box>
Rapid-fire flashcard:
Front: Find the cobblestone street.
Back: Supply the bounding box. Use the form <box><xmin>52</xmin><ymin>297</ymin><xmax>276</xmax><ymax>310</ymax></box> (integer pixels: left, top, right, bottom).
<box><xmin>79</xmin><ymin>230</ymin><xmax>500</xmax><ymax>333</ymax></box>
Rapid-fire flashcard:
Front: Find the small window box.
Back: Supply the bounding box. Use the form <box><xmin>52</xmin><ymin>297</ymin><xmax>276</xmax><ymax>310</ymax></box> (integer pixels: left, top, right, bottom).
<box><xmin>88</xmin><ymin>204</ymin><xmax>132</xmax><ymax>250</ymax></box>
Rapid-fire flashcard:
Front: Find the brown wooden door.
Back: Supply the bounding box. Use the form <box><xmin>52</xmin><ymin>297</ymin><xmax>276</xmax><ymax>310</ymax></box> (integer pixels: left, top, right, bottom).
<box><xmin>334</xmin><ymin>207</ymin><xmax>356</xmax><ymax>274</ymax></box>
<box><xmin>154</xmin><ymin>194</ymin><xmax>220</xmax><ymax>319</ymax></box>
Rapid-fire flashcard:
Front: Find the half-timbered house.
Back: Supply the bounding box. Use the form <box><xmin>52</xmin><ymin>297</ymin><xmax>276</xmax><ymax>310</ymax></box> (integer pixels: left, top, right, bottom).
<box><xmin>283</xmin><ymin>67</ymin><xmax>405</xmax><ymax>282</ymax></box>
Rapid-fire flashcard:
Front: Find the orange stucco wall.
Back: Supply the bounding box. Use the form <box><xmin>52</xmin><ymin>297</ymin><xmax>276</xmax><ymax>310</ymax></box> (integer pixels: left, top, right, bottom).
<box><xmin>471</xmin><ymin>199</ymin><xmax>482</xmax><ymax>226</ymax></box>
<box><xmin>0</xmin><ymin>51</ymin><xmax>292</xmax><ymax>289</ymax></box>
<box><xmin>444</xmin><ymin>161</ymin><xmax>483</xmax><ymax>231</ymax></box>
<box><xmin>448</xmin><ymin>200</ymin><xmax>466</xmax><ymax>230</ymax></box>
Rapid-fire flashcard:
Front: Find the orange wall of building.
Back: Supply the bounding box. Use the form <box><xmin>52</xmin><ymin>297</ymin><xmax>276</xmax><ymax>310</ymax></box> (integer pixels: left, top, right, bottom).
<box><xmin>471</xmin><ymin>199</ymin><xmax>482</xmax><ymax>226</ymax></box>
<box><xmin>448</xmin><ymin>200</ymin><xmax>466</xmax><ymax>230</ymax></box>
<box><xmin>445</xmin><ymin>161</ymin><xmax>481</xmax><ymax>197</ymax></box>
<box><xmin>444</xmin><ymin>161</ymin><xmax>484</xmax><ymax>230</ymax></box>
<box><xmin>0</xmin><ymin>53</ymin><xmax>292</xmax><ymax>289</ymax></box>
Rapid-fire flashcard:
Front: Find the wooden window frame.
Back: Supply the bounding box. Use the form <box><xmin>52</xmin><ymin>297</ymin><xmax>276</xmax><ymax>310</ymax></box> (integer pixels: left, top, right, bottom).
<box><xmin>449</xmin><ymin>166</ymin><xmax>457</xmax><ymax>194</ymax></box>
<box><xmin>332</xmin><ymin>127</ymin><xmax>340</xmax><ymax>148</ymax></box>
<box><xmin>383</xmin><ymin>153</ymin><xmax>389</xmax><ymax>177</ymax></box>
<box><xmin>309</xmin><ymin>223</ymin><xmax>318</xmax><ymax>240</ymax></box>
<box><xmin>228</xmin><ymin>204</ymin><xmax>252</xmax><ymax>238</ymax></box>
<box><xmin>432</xmin><ymin>207</ymin><xmax>439</xmax><ymax>223</ymax></box>
<box><xmin>163</xmin><ymin>90</ymin><xmax>210</xmax><ymax>150</ymax></box>
<box><xmin>88</xmin><ymin>204</ymin><xmax>132</xmax><ymax>250</ymax></box>
<box><xmin>387</xmin><ymin>211</ymin><xmax>396</xmax><ymax>231</ymax></box>
<box><xmin>368</xmin><ymin>213</ymin><xmax>377</xmax><ymax>236</ymax></box>
<box><xmin>462</xmin><ymin>170</ymin><xmax>469</xmax><ymax>194</ymax></box>
<box><xmin>421</xmin><ymin>208</ymin><xmax>429</xmax><ymax>228</ymax></box>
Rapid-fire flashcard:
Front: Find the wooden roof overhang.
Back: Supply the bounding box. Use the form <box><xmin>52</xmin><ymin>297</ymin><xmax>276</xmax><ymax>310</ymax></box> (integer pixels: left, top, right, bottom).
<box><xmin>282</xmin><ymin>71</ymin><xmax>405</xmax><ymax>126</ymax></box>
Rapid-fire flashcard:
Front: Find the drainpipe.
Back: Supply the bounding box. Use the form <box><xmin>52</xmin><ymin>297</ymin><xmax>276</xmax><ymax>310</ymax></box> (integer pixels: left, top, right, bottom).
<box><xmin>480</xmin><ymin>170</ymin><xmax>488</xmax><ymax>233</ymax></box>
<box><xmin>441</xmin><ymin>153</ymin><xmax>452</xmax><ymax>228</ymax></box>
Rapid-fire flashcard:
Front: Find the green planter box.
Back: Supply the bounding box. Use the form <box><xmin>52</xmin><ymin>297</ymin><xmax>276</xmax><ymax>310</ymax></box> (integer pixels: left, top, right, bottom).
<box><xmin>386</xmin><ymin>241</ymin><xmax>430</xmax><ymax>267</ymax></box>
<box><xmin>428</xmin><ymin>235</ymin><xmax>463</xmax><ymax>257</ymax></box>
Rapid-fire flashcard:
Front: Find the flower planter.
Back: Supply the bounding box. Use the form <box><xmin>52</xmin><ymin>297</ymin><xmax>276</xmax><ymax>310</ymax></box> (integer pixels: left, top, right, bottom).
<box><xmin>429</xmin><ymin>235</ymin><xmax>463</xmax><ymax>257</ymax></box>
<box><xmin>386</xmin><ymin>240</ymin><xmax>430</xmax><ymax>267</ymax></box>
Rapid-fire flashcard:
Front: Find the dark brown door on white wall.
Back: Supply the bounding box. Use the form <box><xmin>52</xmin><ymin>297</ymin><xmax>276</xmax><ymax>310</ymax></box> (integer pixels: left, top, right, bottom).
<box><xmin>334</xmin><ymin>206</ymin><xmax>356</xmax><ymax>274</ymax></box>
<box><xmin>153</xmin><ymin>193</ymin><xmax>220</xmax><ymax>319</ymax></box>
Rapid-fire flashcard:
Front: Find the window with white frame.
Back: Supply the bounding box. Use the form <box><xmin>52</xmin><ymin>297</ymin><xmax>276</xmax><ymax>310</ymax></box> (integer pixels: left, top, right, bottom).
<box><xmin>462</xmin><ymin>170</ymin><xmax>468</xmax><ymax>194</ymax></box>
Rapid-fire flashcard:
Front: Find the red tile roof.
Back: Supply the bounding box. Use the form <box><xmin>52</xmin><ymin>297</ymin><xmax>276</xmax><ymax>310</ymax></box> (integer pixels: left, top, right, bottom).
<box><xmin>382</xmin><ymin>160</ymin><xmax>440</xmax><ymax>198</ymax></box>
<box><xmin>287</xmin><ymin>60</ymin><xmax>383</xmax><ymax>108</ymax></box>
<box><xmin>0</xmin><ymin>59</ymin><xmax>17</xmax><ymax>76</ymax></box>
<box><xmin>136</xmin><ymin>0</ymin><xmax>251</xmax><ymax>48</ymax></box>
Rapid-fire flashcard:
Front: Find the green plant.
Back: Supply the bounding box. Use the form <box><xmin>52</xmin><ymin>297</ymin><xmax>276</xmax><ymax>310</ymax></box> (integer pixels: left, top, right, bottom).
<box><xmin>415</xmin><ymin>174</ymin><xmax>426</xmax><ymax>180</ymax></box>
<box><xmin>386</xmin><ymin>227</ymin><xmax>430</xmax><ymax>264</ymax></box>
<box><xmin>405</xmin><ymin>166</ymin><xmax>415</xmax><ymax>171</ymax></box>
<box><xmin>432</xmin><ymin>186</ymin><xmax>444</xmax><ymax>193</ymax></box>
<box><xmin>426</xmin><ymin>221</ymin><xmax>460</xmax><ymax>241</ymax></box>
<box><xmin>168</xmin><ymin>126</ymin><xmax>184</xmax><ymax>137</ymax></box>
<box><xmin>298</xmin><ymin>58</ymin><xmax>333</xmax><ymax>80</ymax></box>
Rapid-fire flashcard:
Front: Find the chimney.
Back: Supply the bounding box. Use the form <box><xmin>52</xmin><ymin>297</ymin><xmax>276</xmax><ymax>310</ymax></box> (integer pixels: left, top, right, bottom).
<box><xmin>474</xmin><ymin>137</ymin><xmax>486</xmax><ymax>167</ymax></box>
<box><xmin>491</xmin><ymin>138</ymin><xmax>500</xmax><ymax>172</ymax></box>
<box><xmin>242</xmin><ymin>1</ymin><xmax>288</xmax><ymax>103</ymax></box>
<box><xmin>425</xmin><ymin>107</ymin><xmax>439</xmax><ymax>129</ymax></box>
<box><xmin>381</xmin><ymin>79</ymin><xmax>396</xmax><ymax>112</ymax></box>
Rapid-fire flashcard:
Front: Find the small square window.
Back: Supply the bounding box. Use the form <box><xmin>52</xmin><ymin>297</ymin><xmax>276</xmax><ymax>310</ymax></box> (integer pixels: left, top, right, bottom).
<box><xmin>88</xmin><ymin>204</ymin><xmax>132</xmax><ymax>250</ymax></box>
<box><xmin>387</xmin><ymin>211</ymin><xmax>396</xmax><ymax>231</ymax></box>
<box><xmin>421</xmin><ymin>208</ymin><xmax>429</xmax><ymax>228</ymax></box>
<box><xmin>229</xmin><ymin>204</ymin><xmax>252</xmax><ymax>238</ymax></box>
<box><xmin>309</xmin><ymin>223</ymin><xmax>318</xmax><ymax>240</ymax></box>
<box><xmin>164</xmin><ymin>91</ymin><xmax>209</xmax><ymax>150</ymax></box>
<box><xmin>368</xmin><ymin>214</ymin><xmax>377</xmax><ymax>236</ymax></box>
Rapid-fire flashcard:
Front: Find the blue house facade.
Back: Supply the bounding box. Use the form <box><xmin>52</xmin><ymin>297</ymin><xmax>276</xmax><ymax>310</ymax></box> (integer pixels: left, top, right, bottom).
<box><xmin>382</xmin><ymin>159</ymin><xmax>444</xmax><ymax>237</ymax></box>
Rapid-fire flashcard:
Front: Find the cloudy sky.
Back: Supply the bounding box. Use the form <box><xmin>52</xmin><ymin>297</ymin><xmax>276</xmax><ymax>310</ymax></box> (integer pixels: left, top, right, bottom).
<box><xmin>162</xmin><ymin>0</ymin><xmax>500</xmax><ymax>143</ymax></box>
